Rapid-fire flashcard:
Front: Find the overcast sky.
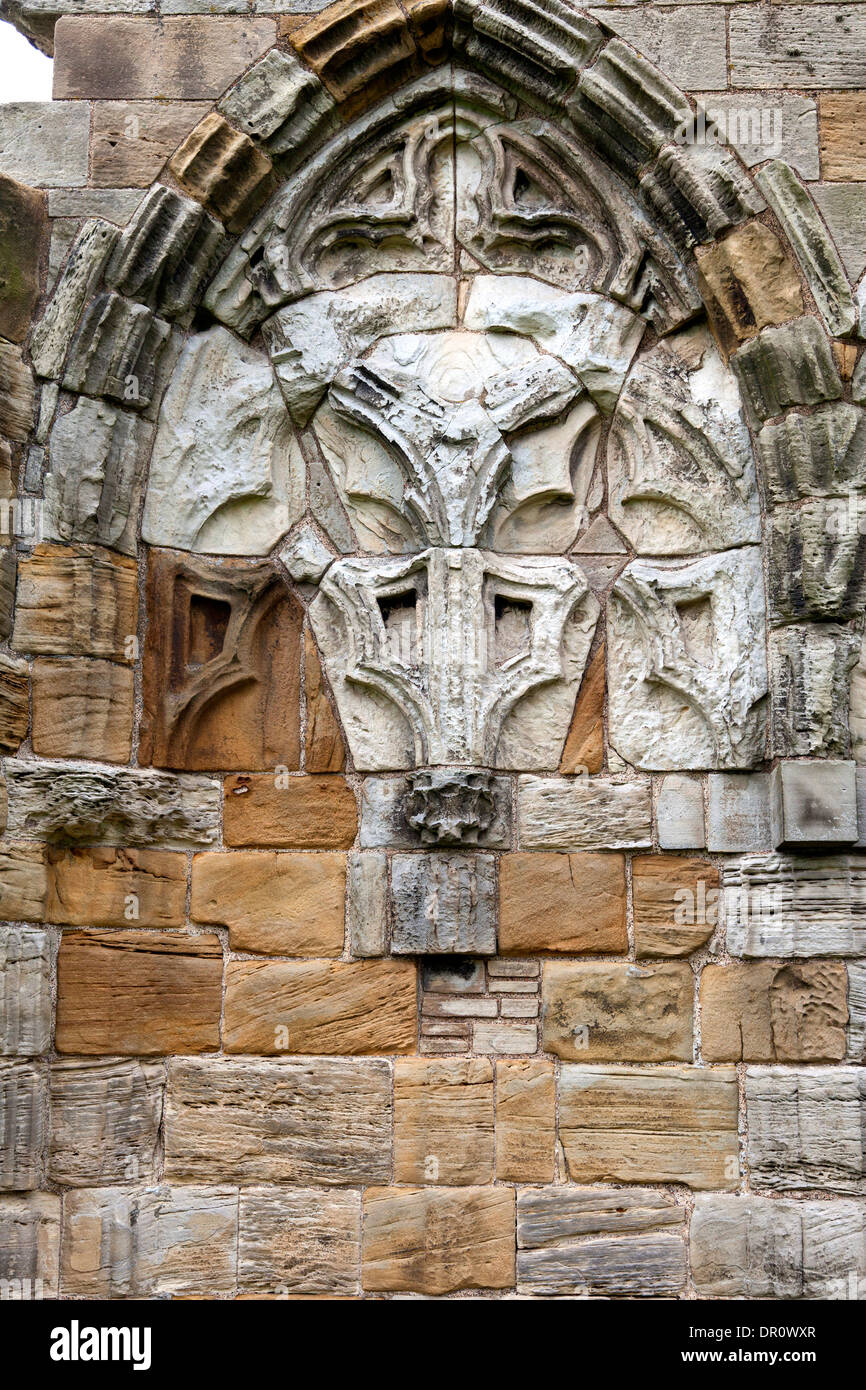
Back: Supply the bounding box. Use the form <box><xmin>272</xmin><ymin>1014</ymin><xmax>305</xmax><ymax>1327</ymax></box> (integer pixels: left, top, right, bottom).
<box><xmin>0</xmin><ymin>20</ymin><xmax>53</xmax><ymax>100</ymax></box>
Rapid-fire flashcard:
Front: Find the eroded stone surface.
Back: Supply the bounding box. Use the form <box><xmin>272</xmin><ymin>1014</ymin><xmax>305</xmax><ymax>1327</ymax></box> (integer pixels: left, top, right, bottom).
<box><xmin>0</xmin><ymin>930</ymin><xmax>51</xmax><ymax>1057</ymax></box>
<box><xmin>362</xmin><ymin>1185</ymin><xmax>515</xmax><ymax>1294</ymax></box>
<box><xmin>701</xmin><ymin>963</ymin><xmax>848</xmax><ymax>1062</ymax></box>
<box><xmin>724</xmin><ymin>854</ymin><xmax>866</xmax><ymax>957</ymax></box>
<box><xmin>0</xmin><ymin>1193</ymin><xmax>60</xmax><ymax>1297</ymax></box>
<box><xmin>394</xmin><ymin>1058</ymin><xmax>494</xmax><ymax>1185</ymax></box>
<box><xmin>390</xmin><ymin>853</ymin><xmax>497</xmax><ymax>955</ymax></box>
<box><xmin>495</xmin><ymin>1059</ymin><xmax>555</xmax><ymax>1183</ymax></box>
<box><xmin>239</xmin><ymin>1188</ymin><xmax>360</xmax><ymax>1297</ymax></box>
<box><xmin>45</xmin><ymin>398</ymin><xmax>153</xmax><ymax>557</ymax></box>
<box><xmin>757</xmin><ymin>160</ymin><xmax>857</xmax><ymax>338</ymax></box>
<box><xmin>48</xmin><ymin>1059</ymin><xmax>164</xmax><ymax>1186</ymax></box>
<box><xmin>0</xmin><ymin>1060</ymin><xmax>45</xmax><ymax>1190</ymax></box>
<box><xmin>745</xmin><ymin>1067</ymin><xmax>866</xmax><ymax>1193</ymax></box>
<box><xmin>12</xmin><ymin>544</ymin><xmax>137</xmax><ymax>662</ymax></box>
<box><xmin>542</xmin><ymin>961</ymin><xmax>693</xmax><ymax>1062</ymax></box>
<box><xmin>517</xmin><ymin>777</ymin><xmax>652</xmax><ymax>850</ymax></box>
<box><xmin>632</xmin><ymin>854</ymin><xmax>718</xmax><ymax>958</ymax></box>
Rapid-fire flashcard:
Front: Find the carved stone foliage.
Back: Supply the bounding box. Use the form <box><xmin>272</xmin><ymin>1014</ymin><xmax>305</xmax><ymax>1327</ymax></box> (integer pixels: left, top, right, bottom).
<box><xmin>403</xmin><ymin>768</ymin><xmax>496</xmax><ymax>845</ymax></box>
<box><xmin>142</xmin><ymin>327</ymin><xmax>304</xmax><ymax>555</ymax></box>
<box><xmin>310</xmin><ymin>547</ymin><xmax>598</xmax><ymax>771</ymax></box>
<box><xmin>140</xmin><ymin>551</ymin><xmax>303</xmax><ymax>773</ymax></box>
<box><xmin>607</xmin><ymin>548</ymin><xmax>768</xmax><ymax>770</ymax></box>
<box><xmin>607</xmin><ymin>326</ymin><xmax>760</xmax><ymax>556</ymax></box>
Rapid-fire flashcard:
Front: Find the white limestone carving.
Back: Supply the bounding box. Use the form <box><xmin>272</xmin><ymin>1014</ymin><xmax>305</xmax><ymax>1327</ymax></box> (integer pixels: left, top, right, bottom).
<box><xmin>309</xmin><ymin>547</ymin><xmax>599</xmax><ymax>771</ymax></box>
<box><xmin>608</xmin><ymin>326</ymin><xmax>760</xmax><ymax>555</ymax></box>
<box><xmin>607</xmin><ymin>547</ymin><xmax>768</xmax><ymax>770</ymax></box>
<box><xmin>141</xmin><ymin>327</ymin><xmax>304</xmax><ymax>555</ymax></box>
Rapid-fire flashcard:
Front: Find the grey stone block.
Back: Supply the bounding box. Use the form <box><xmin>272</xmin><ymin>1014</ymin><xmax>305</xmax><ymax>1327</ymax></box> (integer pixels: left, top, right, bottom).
<box><xmin>346</xmin><ymin>851</ymin><xmax>387</xmax><ymax>959</ymax></box>
<box><xmin>0</xmin><ymin>929</ymin><xmax>52</xmax><ymax>1058</ymax></box>
<box><xmin>657</xmin><ymin>775</ymin><xmax>705</xmax><ymax>850</ymax></box>
<box><xmin>745</xmin><ymin>1066</ymin><xmax>866</xmax><ymax>1194</ymax></box>
<box><xmin>390</xmin><ymin>854</ymin><xmax>497</xmax><ymax>955</ymax></box>
<box><xmin>724</xmin><ymin>853</ymin><xmax>866</xmax><ymax>957</ymax></box>
<box><xmin>517</xmin><ymin>776</ymin><xmax>652</xmax><ymax>850</ymax></box>
<box><xmin>706</xmin><ymin>773</ymin><xmax>773</xmax><ymax>853</ymax></box>
<box><xmin>0</xmin><ymin>1193</ymin><xmax>61</xmax><ymax>1298</ymax></box>
<box><xmin>0</xmin><ymin>102</ymin><xmax>90</xmax><ymax>188</ymax></box>
<box><xmin>588</xmin><ymin>6</ymin><xmax>727</xmax><ymax>90</ymax></box>
<box><xmin>692</xmin><ymin>92</ymin><xmax>819</xmax><ymax>182</ymax></box>
<box><xmin>771</xmin><ymin>760</ymin><xmax>858</xmax><ymax>849</ymax></box>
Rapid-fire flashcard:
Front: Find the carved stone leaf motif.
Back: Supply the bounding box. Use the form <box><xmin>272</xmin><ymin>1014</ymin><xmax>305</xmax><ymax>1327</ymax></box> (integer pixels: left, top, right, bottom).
<box><xmin>607</xmin><ymin>326</ymin><xmax>761</xmax><ymax>556</ymax></box>
<box><xmin>141</xmin><ymin>326</ymin><xmax>305</xmax><ymax>555</ymax></box>
<box><xmin>309</xmin><ymin>548</ymin><xmax>599</xmax><ymax>771</ymax></box>
<box><xmin>607</xmin><ymin>547</ymin><xmax>768</xmax><ymax>770</ymax></box>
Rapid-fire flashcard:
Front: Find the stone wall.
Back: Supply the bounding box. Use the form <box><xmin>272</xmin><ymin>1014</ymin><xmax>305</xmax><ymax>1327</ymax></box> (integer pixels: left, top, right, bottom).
<box><xmin>0</xmin><ymin>0</ymin><xmax>865</xmax><ymax>1300</ymax></box>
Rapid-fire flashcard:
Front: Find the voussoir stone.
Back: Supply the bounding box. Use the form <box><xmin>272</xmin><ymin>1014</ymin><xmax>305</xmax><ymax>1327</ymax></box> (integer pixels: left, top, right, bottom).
<box><xmin>542</xmin><ymin>961</ymin><xmax>694</xmax><ymax>1062</ymax></box>
<box><xmin>55</xmin><ymin>931</ymin><xmax>223</xmax><ymax>1056</ymax></box>
<box><xmin>700</xmin><ymin>962</ymin><xmax>848</xmax><ymax>1062</ymax></box>
<box><xmin>223</xmin><ymin>959</ymin><xmax>417</xmax><ymax>1055</ymax></box>
<box><xmin>695</xmin><ymin>221</ymin><xmax>804</xmax><ymax>356</ymax></box>
<box><xmin>362</xmin><ymin>1185</ymin><xmax>515</xmax><ymax>1295</ymax></box>
<box><xmin>191</xmin><ymin>851</ymin><xmax>345</xmax><ymax>955</ymax></box>
<box><xmin>165</xmin><ymin>1057</ymin><xmax>392</xmax><ymax>1186</ymax></box>
<box><xmin>499</xmin><ymin>851</ymin><xmax>627</xmax><ymax>955</ymax></box>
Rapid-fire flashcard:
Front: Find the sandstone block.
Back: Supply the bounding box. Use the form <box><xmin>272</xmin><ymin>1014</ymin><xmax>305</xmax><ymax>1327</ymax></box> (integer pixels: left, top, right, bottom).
<box><xmin>0</xmin><ymin>175</ymin><xmax>47</xmax><ymax>343</ymax></box>
<box><xmin>559</xmin><ymin>1064</ymin><xmax>739</xmax><ymax>1190</ymax></box>
<box><xmin>820</xmin><ymin>93</ymin><xmax>866</xmax><ymax>179</ymax></box>
<box><xmin>771</xmin><ymin>624</ymin><xmax>858</xmax><ymax>758</ymax></box>
<box><xmin>239</xmin><ymin>1188</ymin><xmax>360</xmax><ymax>1297</ymax></box>
<box><xmin>92</xmin><ymin>101</ymin><xmax>211</xmax><ymax>187</ymax></box>
<box><xmin>695</xmin><ymin>221</ymin><xmax>803</xmax><ymax>357</ymax></box>
<box><xmin>0</xmin><ymin>101</ymin><xmax>89</xmax><ymax>188</ymax></box>
<box><xmin>48</xmin><ymin>1058</ymin><xmax>164</xmax><ymax>1187</ymax></box>
<box><xmin>0</xmin><ymin>655</ymin><xmax>29</xmax><ymax>756</ymax></box>
<box><xmin>730</xmin><ymin>7</ymin><xmax>866</xmax><ymax>89</ymax></box>
<box><xmin>362</xmin><ymin>1186</ymin><xmax>515</xmax><ymax>1294</ymax></box>
<box><xmin>0</xmin><ymin>342</ymin><xmax>34</xmax><ymax>441</ymax></box>
<box><xmin>559</xmin><ymin>643</ymin><xmax>604</xmax><ymax>775</ymax></box>
<box><xmin>517</xmin><ymin>776</ymin><xmax>652</xmax><ymax>850</ymax></box>
<box><xmin>224</xmin><ymin>774</ymin><xmax>357</xmax><ymax>848</ymax></box>
<box><xmin>61</xmin><ymin>1185</ymin><xmax>238</xmax><ymax>1298</ymax></box>
<box><xmin>54</xmin><ymin>17</ymin><xmax>276</xmax><ymax>99</ymax></box>
<box><xmin>771</xmin><ymin>760</ymin><xmax>858</xmax><ymax>848</ymax></box>
<box><xmin>691</xmin><ymin>1194</ymin><xmax>866</xmax><ymax>1299</ymax></box>
<box><xmin>170</xmin><ymin>112</ymin><xmax>275</xmax><ymax>229</ymax></box>
<box><xmin>745</xmin><ymin>1066</ymin><xmax>866</xmax><ymax>1193</ymax></box>
<box><xmin>31</xmin><ymin>657</ymin><xmax>134</xmax><ymax>763</ymax></box>
<box><xmin>0</xmin><ymin>1060</ymin><xmax>45</xmax><ymax>1189</ymax></box>
<box><xmin>542</xmin><ymin>961</ymin><xmax>693</xmax><ymax>1062</ymax></box>
<box><xmin>724</xmin><ymin>853</ymin><xmax>866</xmax><ymax>957</ymax></box>
<box><xmin>30</xmin><ymin>218</ymin><xmax>119</xmax><ymax>380</ymax></box>
<box><xmin>223</xmin><ymin>959</ymin><xmax>416</xmax><ymax>1055</ymax></box>
<box><xmin>0</xmin><ymin>1193</ymin><xmax>60</xmax><ymax>1298</ymax></box>
<box><xmin>495</xmin><ymin>1059</ymin><xmax>555</xmax><ymax>1183</ymax></box>
<box><xmin>104</xmin><ymin>184</ymin><xmax>227</xmax><ymax>320</ymax></box>
<box><xmin>45</xmin><ymin>397</ymin><xmax>154</xmax><ymax>557</ymax></box>
<box><xmin>62</xmin><ymin>290</ymin><xmax>172</xmax><ymax>413</ymax></box>
<box><xmin>632</xmin><ymin>854</ymin><xmax>719</xmax><ymax>958</ymax></box>
<box><xmin>304</xmin><ymin>628</ymin><xmax>345</xmax><ymax>772</ymax></box>
<box><xmin>12</xmin><ymin>544</ymin><xmax>137</xmax><ymax>662</ymax></box>
<box><xmin>192</xmin><ymin>851</ymin><xmax>344</xmax><ymax>955</ymax></box>
<box><xmin>219</xmin><ymin>47</ymin><xmax>339</xmax><ymax>160</ymax></box>
<box><xmin>346</xmin><ymin>850</ymin><xmax>387</xmax><ymax>958</ymax></box>
<box><xmin>701</xmin><ymin>962</ymin><xmax>848</xmax><ymax>1062</ymax></box>
<box><xmin>706</xmin><ymin>773</ymin><xmax>773</xmax><ymax>853</ymax></box>
<box><xmin>390</xmin><ymin>853</ymin><xmax>496</xmax><ymax>955</ymax></box>
<box><xmin>732</xmin><ymin>318</ymin><xmax>841</xmax><ymax>424</ymax></box>
<box><xmin>165</xmin><ymin>1057</ymin><xmax>392</xmax><ymax>1185</ymax></box>
<box><xmin>56</xmin><ymin>931</ymin><xmax>223</xmax><ymax>1055</ymax></box>
<box><xmin>499</xmin><ymin>852</ymin><xmax>627</xmax><ymax>955</ymax></box>
<box><xmin>517</xmin><ymin>1186</ymin><xmax>686</xmax><ymax>1298</ymax></box>
<box><xmin>393</xmin><ymin>1058</ymin><xmax>494</xmax><ymax>1185</ymax></box>
<box><xmin>45</xmin><ymin>846</ymin><xmax>187</xmax><ymax>928</ymax></box>
<box><xmin>656</xmin><ymin>775</ymin><xmax>706</xmax><ymax>851</ymax></box>
<box><xmin>0</xmin><ymin>846</ymin><xmax>47</xmax><ymax>922</ymax></box>
<box><xmin>0</xmin><ymin>928</ymin><xmax>51</xmax><ymax>1057</ymax></box>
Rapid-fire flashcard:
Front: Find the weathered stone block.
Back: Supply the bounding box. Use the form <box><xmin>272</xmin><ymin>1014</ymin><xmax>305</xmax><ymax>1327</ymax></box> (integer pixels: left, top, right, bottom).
<box><xmin>591</xmin><ymin>4</ymin><xmax>725</xmax><ymax>90</ymax></box>
<box><xmin>820</xmin><ymin>93</ymin><xmax>866</xmax><ymax>179</ymax></box>
<box><xmin>165</xmin><ymin>1057</ymin><xmax>392</xmax><ymax>1185</ymax></box>
<box><xmin>517</xmin><ymin>776</ymin><xmax>651</xmax><ymax>851</ymax></box>
<box><xmin>0</xmin><ymin>547</ymin><xmax>14</xmax><ymax>641</ymax></box>
<box><xmin>223</xmin><ymin>959</ymin><xmax>416</xmax><ymax>1055</ymax></box>
<box><xmin>45</xmin><ymin>846</ymin><xmax>186</xmax><ymax>929</ymax></box>
<box><xmin>771</xmin><ymin>760</ymin><xmax>858</xmax><ymax>849</ymax></box>
<box><xmin>56</xmin><ymin>931</ymin><xmax>223</xmax><ymax>1055</ymax></box>
<box><xmin>757</xmin><ymin>160</ymin><xmax>856</xmax><ymax>337</ymax></box>
<box><xmin>12</xmin><ymin>544</ymin><xmax>137</xmax><ymax>662</ymax></box>
<box><xmin>559</xmin><ymin>642</ymin><xmax>604</xmax><ymax>775</ymax></box>
<box><xmin>0</xmin><ymin>846</ymin><xmax>47</xmax><ymax>923</ymax></box>
<box><xmin>0</xmin><ymin>175</ymin><xmax>47</xmax><ymax>343</ymax></box>
<box><xmin>706</xmin><ymin>773</ymin><xmax>773</xmax><ymax>853</ymax></box>
<box><xmin>239</xmin><ymin>1188</ymin><xmax>360</xmax><ymax>1297</ymax></box>
<box><xmin>745</xmin><ymin>1067</ymin><xmax>866</xmax><ymax>1194</ymax></box>
<box><xmin>304</xmin><ymin>628</ymin><xmax>345</xmax><ymax>772</ymax></box>
<box><xmin>92</xmin><ymin>101</ymin><xmax>211</xmax><ymax>187</ymax></box>
<box><xmin>393</xmin><ymin>1058</ymin><xmax>493</xmax><ymax>1185</ymax></box>
<box><xmin>633</xmin><ymin>854</ymin><xmax>718</xmax><ymax>958</ymax></box>
<box><xmin>362</xmin><ymin>1186</ymin><xmax>515</xmax><ymax>1294</ymax></box>
<box><xmin>223</xmin><ymin>774</ymin><xmax>357</xmax><ymax>848</ymax></box>
<box><xmin>499</xmin><ymin>851</ymin><xmax>627</xmax><ymax>955</ymax></box>
<box><xmin>732</xmin><ymin>318</ymin><xmax>842</xmax><ymax>424</ymax></box>
<box><xmin>44</xmin><ymin>398</ymin><xmax>153</xmax><ymax>557</ymax></box>
<box><xmin>695</xmin><ymin>221</ymin><xmax>803</xmax><ymax>357</ymax></box>
<box><xmin>542</xmin><ymin>961</ymin><xmax>693</xmax><ymax>1062</ymax></box>
<box><xmin>0</xmin><ymin>929</ymin><xmax>51</xmax><ymax>1057</ymax></box>
<box><xmin>771</xmin><ymin>625</ymin><xmax>859</xmax><ymax>758</ymax></box>
<box><xmin>0</xmin><ymin>1193</ymin><xmax>60</xmax><ymax>1297</ymax></box>
<box><xmin>724</xmin><ymin>853</ymin><xmax>866</xmax><ymax>958</ymax></box>
<box><xmin>31</xmin><ymin>657</ymin><xmax>134</xmax><ymax>763</ymax></box>
<box><xmin>758</xmin><ymin>403</ymin><xmax>866</xmax><ymax>506</ymax></box>
<box><xmin>221</xmin><ymin>46</ymin><xmax>338</xmax><ymax>164</ymax></box>
<box><xmin>656</xmin><ymin>775</ymin><xmax>706</xmax><ymax>851</ymax></box>
<box><xmin>104</xmin><ymin>184</ymin><xmax>227</xmax><ymax>320</ymax></box>
<box><xmin>61</xmin><ymin>1186</ymin><xmax>238</xmax><ymax>1299</ymax></box>
<box><xmin>691</xmin><ymin>1194</ymin><xmax>866</xmax><ymax>1299</ymax></box>
<box><xmin>495</xmin><ymin>1059</ymin><xmax>555</xmax><ymax>1183</ymax></box>
<box><xmin>454</xmin><ymin>0</ymin><xmax>602</xmax><ymax>106</ymax></box>
<box><xmin>517</xmin><ymin>1187</ymin><xmax>686</xmax><ymax>1298</ymax></box>
<box><xmin>5</xmin><ymin>760</ymin><xmax>221</xmax><ymax>848</ymax></box>
<box><xmin>170</xmin><ymin>113</ymin><xmax>275</xmax><ymax>230</ymax></box>
<box><xmin>346</xmin><ymin>850</ymin><xmax>387</xmax><ymax>959</ymax></box>
<box><xmin>390</xmin><ymin>853</ymin><xmax>497</xmax><ymax>955</ymax></box>
<box><xmin>769</xmin><ymin>500</ymin><xmax>866</xmax><ymax>624</ymax></box>
<box><xmin>63</xmin><ymin>291</ymin><xmax>172</xmax><ymax>413</ymax></box>
<box><xmin>30</xmin><ymin>218</ymin><xmax>119</xmax><ymax>381</ymax></box>
<box><xmin>559</xmin><ymin>1065</ymin><xmax>739</xmax><ymax>1190</ymax></box>
<box><xmin>192</xmin><ymin>851</ymin><xmax>345</xmax><ymax>955</ymax></box>
<box><xmin>701</xmin><ymin>962</ymin><xmax>848</xmax><ymax>1063</ymax></box>
<box><xmin>730</xmin><ymin>7</ymin><xmax>866</xmax><ymax>90</ymax></box>
<box><xmin>570</xmin><ymin>37</ymin><xmax>684</xmax><ymax>173</ymax></box>
<box><xmin>0</xmin><ymin>342</ymin><xmax>34</xmax><ymax>442</ymax></box>
<box><xmin>0</xmin><ymin>101</ymin><xmax>89</xmax><ymax>188</ymax></box>
<box><xmin>141</xmin><ymin>552</ymin><xmax>303</xmax><ymax>771</ymax></box>
<box><xmin>0</xmin><ymin>655</ymin><xmax>28</xmax><ymax>756</ymax></box>
<box><xmin>54</xmin><ymin>16</ymin><xmax>276</xmax><ymax>99</ymax></box>
<box><xmin>48</xmin><ymin>1058</ymin><xmax>164</xmax><ymax>1187</ymax></box>
<box><xmin>0</xmin><ymin>1060</ymin><xmax>45</xmax><ymax>1189</ymax></box>
<box><xmin>359</xmin><ymin>774</ymin><xmax>511</xmax><ymax>849</ymax></box>
<box><xmin>641</xmin><ymin>142</ymin><xmax>764</xmax><ymax>253</ymax></box>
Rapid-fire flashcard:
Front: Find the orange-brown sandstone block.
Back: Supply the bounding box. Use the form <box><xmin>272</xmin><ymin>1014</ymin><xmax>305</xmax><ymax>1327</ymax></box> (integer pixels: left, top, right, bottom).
<box><xmin>223</xmin><ymin>958</ymin><xmax>416</xmax><ymax>1054</ymax></box>
<box><xmin>393</xmin><ymin>1058</ymin><xmax>494</xmax><ymax>1184</ymax></box>
<box><xmin>31</xmin><ymin>658</ymin><xmax>134</xmax><ymax>763</ymax></box>
<box><xmin>542</xmin><ymin>961</ymin><xmax>694</xmax><ymax>1062</ymax></box>
<box><xmin>92</xmin><ymin>101</ymin><xmax>211</xmax><ymax>187</ymax></box>
<box><xmin>499</xmin><ymin>851</ymin><xmax>627</xmax><ymax>954</ymax></box>
<box><xmin>0</xmin><ymin>655</ymin><xmax>28</xmax><ymax>755</ymax></box>
<box><xmin>559</xmin><ymin>643</ymin><xmax>604</xmax><ymax>774</ymax></box>
<box><xmin>0</xmin><ymin>844</ymin><xmax>48</xmax><ymax>921</ymax></box>
<box><xmin>291</xmin><ymin>0</ymin><xmax>419</xmax><ymax>104</ymax></box>
<box><xmin>12</xmin><ymin>545</ymin><xmax>137</xmax><ymax>663</ymax></box>
<box><xmin>695</xmin><ymin>222</ymin><xmax>804</xmax><ymax>356</ymax></box>
<box><xmin>700</xmin><ymin>962</ymin><xmax>849</xmax><ymax>1062</ymax></box>
<box><xmin>362</xmin><ymin>1186</ymin><xmax>516</xmax><ymax>1294</ymax></box>
<box><xmin>495</xmin><ymin>1058</ymin><xmax>556</xmax><ymax>1183</ymax></box>
<box><xmin>56</xmin><ymin>931</ymin><xmax>223</xmax><ymax>1055</ymax></box>
<box><xmin>223</xmin><ymin>774</ymin><xmax>357</xmax><ymax>848</ymax></box>
<box><xmin>45</xmin><ymin>847</ymin><xmax>187</xmax><ymax>928</ymax></box>
<box><xmin>304</xmin><ymin>629</ymin><xmax>345</xmax><ymax>773</ymax></box>
<box><xmin>191</xmin><ymin>851</ymin><xmax>345</xmax><ymax>954</ymax></box>
<box><xmin>632</xmin><ymin>854</ymin><xmax>718</xmax><ymax>957</ymax></box>
<box><xmin>819</xmin><ymin>93</ymin><xmax>866</xmax><ymax>179</ymax></box>
<box><xmin>54</xmin><ymin>17</ymin><xmax>276</xmax><ymax>100</ymax></box>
